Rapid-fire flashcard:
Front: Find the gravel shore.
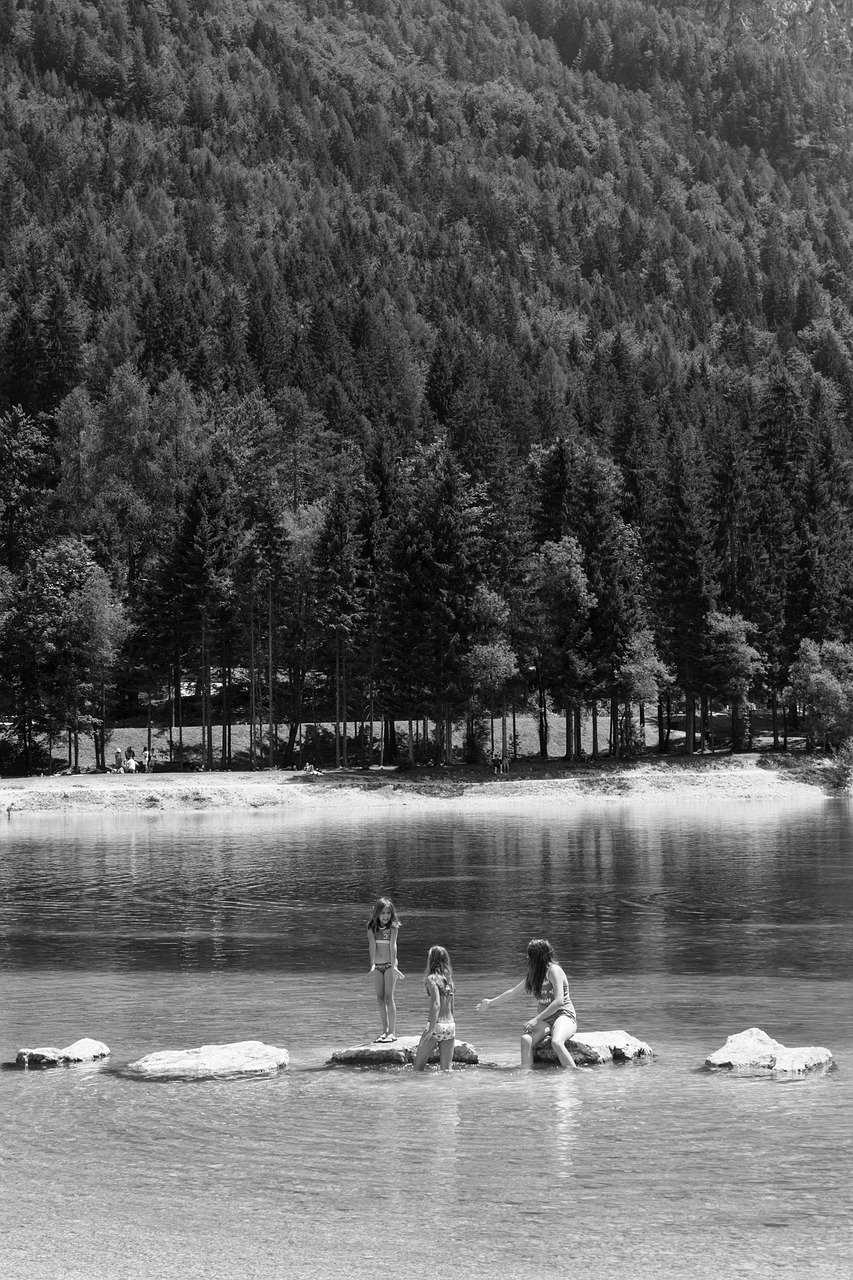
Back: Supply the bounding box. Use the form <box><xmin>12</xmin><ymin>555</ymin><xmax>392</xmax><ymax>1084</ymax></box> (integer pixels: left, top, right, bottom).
<box><xmin>0</xmin><ymin>754</ymin><xmax>836</xmax><ymax>815</ymax></box>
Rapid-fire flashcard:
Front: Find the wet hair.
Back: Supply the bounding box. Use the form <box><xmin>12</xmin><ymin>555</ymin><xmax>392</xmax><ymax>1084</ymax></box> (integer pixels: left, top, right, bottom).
<box><xmin>424</xmin><ymin>945</ymin><xmax>454</xmax><ymax>994</ymax></box>
<box><xmin>367</xmin><ymin>897</ymin><xmax>400</xmax><ymax>933</ymax></box>
<box><xmin>524</xmin><ymin>938</ymin><xmax>556</xmax><ymax>999</ymax></box>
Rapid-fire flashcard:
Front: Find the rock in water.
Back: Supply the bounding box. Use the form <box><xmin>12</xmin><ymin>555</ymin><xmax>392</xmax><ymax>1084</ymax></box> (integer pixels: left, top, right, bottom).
<box><xmin>14</xmin><ymin>1038</ymin><xmax>111</xmax><ymax>1068</ymax></box>
<box><xmin>534</xmin><ymin>1029</ymin><xmax>653</xmax><ymax>1065</ymax></box>
<box><xmin>705</xmin><ymin>1027</ymin><xmax>832</xmax><ymax>1074</ymax></box>
<box><xmin>331</xmin><ymin>1036</ymin><xmax>479</xmax><ymax>1066</ymax></box>
<box><xmin>127</xmin><ymin>1041</ymin><xmax>290</xmax><ymax>1078</ymax></box>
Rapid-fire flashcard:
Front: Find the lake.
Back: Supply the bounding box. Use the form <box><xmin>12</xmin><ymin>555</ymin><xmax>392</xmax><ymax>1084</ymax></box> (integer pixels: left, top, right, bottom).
<box><xmin>1</xmin><ymin>797</ymin><xmax>851</xmax><ymax>1279</ymax></box>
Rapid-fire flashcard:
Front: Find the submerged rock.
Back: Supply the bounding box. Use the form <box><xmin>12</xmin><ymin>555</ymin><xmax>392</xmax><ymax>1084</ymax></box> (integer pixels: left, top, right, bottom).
<box><xmin>705</xmin><ymin>1027</ymin><xmax>832</xmax><ymax>1074</ymax></box>
<box><xmin>15</xmin><ymin>1037</ymin><xmax>110</xmax><ymax>1068</ymax></box>
<box><xmin>127</xmin><ymin>1040</ymin><xmax>290</xmax><ymax>1078</ymax></box>
<box><xmin>331</xmin><ymin>1036</ymin><xmax>479</xmax><ymax>1066</ymax></box>
<box><xmin>534</xmin><ymin>1029</ymin><xmax>653</xmax><ymax>1065</ymax></box>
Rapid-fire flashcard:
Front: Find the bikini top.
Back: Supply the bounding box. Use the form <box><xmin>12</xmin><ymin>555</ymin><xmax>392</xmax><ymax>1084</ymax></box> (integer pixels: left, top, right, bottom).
<box><xmin>425</xmin><ymin>973</ymin><xmax>454</xmax><ymax>1014</ymax></box>
<box><xmin>538</xmin><ymin>968</ymin><xmax>575</xmax><ymax>1015</ymax></box>
<box><xmin>373</xmin><ymin>924</ymin><xmax>393</xmax><ymax>955</ymax></box>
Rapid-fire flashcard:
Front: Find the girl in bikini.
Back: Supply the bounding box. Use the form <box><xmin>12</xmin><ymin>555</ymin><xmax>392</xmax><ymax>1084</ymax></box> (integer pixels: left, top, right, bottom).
<box><xmin>367</xmin><ymin>897</ymin><xmax>404</xmax><ymax>1042</ymax></box>
<box><xmin>476</xmin><ymin>938</ymin><xmax>578</xmax><ymax>1069</ymax></box>
<box><xmin>413</xmin><ymin>946</ymin><xmax>456</xmax><ymax>1072</ymax></box>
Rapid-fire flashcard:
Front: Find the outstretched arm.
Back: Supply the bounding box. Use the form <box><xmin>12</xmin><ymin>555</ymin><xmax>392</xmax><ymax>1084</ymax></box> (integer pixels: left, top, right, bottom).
<box><xmin>476</xmin><ymin>978</ymin><xmax>526</xmax><ymax>1012</ymax></box>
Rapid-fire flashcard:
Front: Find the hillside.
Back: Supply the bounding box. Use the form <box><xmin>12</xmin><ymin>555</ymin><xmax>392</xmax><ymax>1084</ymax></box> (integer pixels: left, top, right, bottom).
<box><xmin>2</xmin><ymin>0</ymin><xmax>853</xmax><ymax>770</ymax></box>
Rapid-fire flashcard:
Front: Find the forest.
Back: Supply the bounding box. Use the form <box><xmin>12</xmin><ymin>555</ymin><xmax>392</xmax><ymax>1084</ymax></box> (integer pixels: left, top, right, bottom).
<box><xmin>2</xmin><ymin>0</ymin><xmax>853</xmax><ymax>773</ymax></box>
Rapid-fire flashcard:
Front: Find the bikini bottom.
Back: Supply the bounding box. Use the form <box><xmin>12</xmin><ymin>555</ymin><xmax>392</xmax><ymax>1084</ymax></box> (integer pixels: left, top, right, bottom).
<box><xmin>425</xmin><ymin>1020</ymin><xmax>456</xmax><ymax>1043</ymax></box>
<box><xmin>375</xmin><ymin>962</ymin><xmax>392</xmax><ymax>974</ymax></box>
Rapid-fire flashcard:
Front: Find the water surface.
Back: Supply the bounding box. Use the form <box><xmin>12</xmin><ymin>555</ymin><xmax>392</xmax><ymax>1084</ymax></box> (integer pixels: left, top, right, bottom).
<box><xmin>1</xmin><ymin>798</ymin><xmax>850</xmax><ymax>1278</ymax></box>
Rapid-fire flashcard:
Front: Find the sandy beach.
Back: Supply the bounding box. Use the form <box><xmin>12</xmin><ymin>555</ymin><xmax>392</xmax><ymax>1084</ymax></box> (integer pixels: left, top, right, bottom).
<box><xmin>0</xmin><ymin>753</ymin><xmax>838</xmax><ymax>815</ymax></box>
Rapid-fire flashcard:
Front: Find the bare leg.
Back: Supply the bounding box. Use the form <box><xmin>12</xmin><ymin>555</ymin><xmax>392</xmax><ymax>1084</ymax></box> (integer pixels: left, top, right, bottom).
<box><xmin>521</xmin><ymin>1020</ymin><xmax>551</xmax><ymax>1069</ymax></box>
<box><xmin>413</xmin><ymin>1029</ymin><xmax>435</xmax><ymax>1071</ymax></box>
<box><xmin>549</xmin><ymin>1014</ymin><xmax>579</xmax><ymax>1069</ymax></box>
<box><xmin>383</xmin><ymin>967</ymin><xmax>398</xmax><ymax>1036</ymax></box>
<box><xmin>438</xmin><ymin>1038</ymin><xmax>454</xmax><ymax>1072</ymax></box>
<box><xmin>372</xmin><ymin>969</ymin><xmax>388</xmax><ymax>1036</ymax></box>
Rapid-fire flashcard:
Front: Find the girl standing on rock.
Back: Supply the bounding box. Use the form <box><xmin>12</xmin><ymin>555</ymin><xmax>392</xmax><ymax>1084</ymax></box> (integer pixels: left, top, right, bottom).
<box><xmin>367</xmin><ymin>896</ymin><xmax>404</xmax><ymax>1042</ymax></box>
<box><xmin>477</xmin><ymin>938</ymin><xmax>578</xmax><ymax>1069</ymax></box>
<box><xmin>413</xmin><ymin>946</ymin><xmax>456</xmax><ymax>1072</ymax></box>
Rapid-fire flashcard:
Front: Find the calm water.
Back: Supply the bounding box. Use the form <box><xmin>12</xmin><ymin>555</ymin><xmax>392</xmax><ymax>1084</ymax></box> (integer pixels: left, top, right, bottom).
<box><xmin>1</xmin><ymin>798</ymin><xmax>851</xmax><ymax>1279</ymax></box>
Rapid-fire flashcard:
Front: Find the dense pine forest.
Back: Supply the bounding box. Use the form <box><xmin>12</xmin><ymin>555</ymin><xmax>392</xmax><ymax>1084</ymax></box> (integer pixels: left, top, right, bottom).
<box><xmin>2</xmin><ymin>0</ymin><xmax>853</xmax><ymax>772</ymax></box>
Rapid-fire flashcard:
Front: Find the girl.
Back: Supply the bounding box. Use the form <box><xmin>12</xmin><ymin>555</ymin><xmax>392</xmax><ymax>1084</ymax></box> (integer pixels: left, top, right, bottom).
<box><xmin>413</xmin><ymin>946</ymin><xmax>456</xmax><ymax>1073</ymax></box>
<box><xmin>476</xmin><ymin>938</ymin><xmax>578</xmax><ymax>1069</ymax></box>
<box><xmin>367</xmin><ymin>897</ymin><xmax>404</xmax><ymax>1042</ymax></box>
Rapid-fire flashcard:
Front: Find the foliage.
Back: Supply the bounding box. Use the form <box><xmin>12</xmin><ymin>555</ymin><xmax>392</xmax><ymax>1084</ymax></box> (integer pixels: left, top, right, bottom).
<box><xmin>2</xmin><ymin>0</ymin><xmax>853</xmax><ymax>763</ymax></box>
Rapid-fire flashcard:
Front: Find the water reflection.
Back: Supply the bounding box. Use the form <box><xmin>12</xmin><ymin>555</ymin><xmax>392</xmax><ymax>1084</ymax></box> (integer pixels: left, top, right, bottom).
<box><xmin>2</xmin><ymin>801</ymin><xmax>851</xmax><ymax>980</ymax></box>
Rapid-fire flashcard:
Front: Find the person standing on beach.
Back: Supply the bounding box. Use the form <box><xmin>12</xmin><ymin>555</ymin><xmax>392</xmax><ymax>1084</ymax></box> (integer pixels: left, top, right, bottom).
<box><xmin>477</xmin><ymin>938</ymin><xmax>579</xmax><ymax>1069</ymax></box>
<box><xmin>367</xmin><ymin>897</ymin><xmax>404</xmax><ymax>1042</ymax></box>
<box><xmin>413</xmin><ymin>945</ymin><xmax>456</xmax><ymax>1072</ymax></box>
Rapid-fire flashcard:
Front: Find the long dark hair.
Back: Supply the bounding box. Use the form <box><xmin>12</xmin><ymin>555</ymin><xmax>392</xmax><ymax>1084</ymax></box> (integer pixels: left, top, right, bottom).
<box><xmin>367</xmin><ymin>896</ymin><xmax>400</xmax><ymax>933</ymax></box>
<box><xmin>424</xmin><ymin>945</ymin><xmax>454</xmax><ymax>994</ymax></box>
<box><xmin>524</xmin><ymin>938</ymin><xmax>556</xmax><ymax>999</ymax></box>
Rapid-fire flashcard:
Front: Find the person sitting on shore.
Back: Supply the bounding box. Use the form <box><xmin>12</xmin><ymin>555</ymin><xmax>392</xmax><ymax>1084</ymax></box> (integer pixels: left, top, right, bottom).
<box><xmin>413</xmin><ymin>946</ymin><xmax>457</xmax><ymax>1072</ymax></box>
<box><xmin>123</xmin><ymin>748</ymin><xmax>138</xmax><ymax>774</ymax></box>
<box><xmin>476</xmin><ymin>938</ymin><xmax>579</xmax><ymax>1069</ymax></box>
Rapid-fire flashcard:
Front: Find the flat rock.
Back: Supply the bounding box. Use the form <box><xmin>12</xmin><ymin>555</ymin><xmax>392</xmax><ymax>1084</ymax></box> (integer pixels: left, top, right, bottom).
<box><xmin>705</xmin><ymin>1027</ymin><xmax>832</xmax><ymax>1074</ymax></box>
<box><xmin>126</xmin><ymin>1040</ymin><xmax>289</xmax><ymax>1078</ymax></box>
<box><xmin>330</xmin><ymin>1036</ymin><xmax>479</xmax><ymax>1066</ymax></box>
<box><xmin>14</xmin><ymin>1037</ymin><xmax>110</xmax><ymax>1068</ymax></box>
<box><xmin>534</xmin><ymin>1029</ymin><xmax>653</xmax><ymax>1065</ymax></box>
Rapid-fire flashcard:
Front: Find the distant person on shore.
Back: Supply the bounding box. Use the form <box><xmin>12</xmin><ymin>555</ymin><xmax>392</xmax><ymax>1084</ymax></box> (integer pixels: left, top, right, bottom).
<box><xmin>113</xmin><ymin>749</ymin><xmax>123</xmax><ymax>772</ymax></box>
<box><xmin>477</xmin><ymin>938</ymin><xmax>579</xmax><ymax>1069</ymax></box>
<box><xmin>123</xmin><ymin>747</ymin><xmax>137</xmax><ymax>774</ymax></box>
<box><xmin>413</xmin><ymin>946</ymin><xmax>456</xmax><ymax>1072</ymax></box>
<box><xmin>142</xmin><ymin>747</ymin><xmax>151</xmax><ymax>773</ymax></box>
<box><xmin>367</xmin><ymin>896</ymin><xmax>404</xmax><ymax>1042</ymax></box>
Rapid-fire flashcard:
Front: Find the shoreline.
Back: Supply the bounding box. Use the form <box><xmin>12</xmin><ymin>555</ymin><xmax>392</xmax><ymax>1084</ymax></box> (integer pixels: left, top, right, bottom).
<box><xmin>0</xmin><ymin>754</ymin><xmax>839</xmax><ymax>815</ymax></box>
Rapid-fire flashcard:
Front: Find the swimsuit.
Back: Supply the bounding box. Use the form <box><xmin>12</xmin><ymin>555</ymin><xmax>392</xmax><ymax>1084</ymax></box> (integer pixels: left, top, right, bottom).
<box><xmin>423</xmin><ymin>974</ymin><xmax>455</xmax><ymax>1042</ymax></box>
<box><xmin>373</xmin><ymin>924</ymin><xmax>393</xmax><ymax>972</ymax></box>
<box><xmin>537</xmin><ymin>971</ymin><xmax>577</xmax><ymax>1029</ymax></box>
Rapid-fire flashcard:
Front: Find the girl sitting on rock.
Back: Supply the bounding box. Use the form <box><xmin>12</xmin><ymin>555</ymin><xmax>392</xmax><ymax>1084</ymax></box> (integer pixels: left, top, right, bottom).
<box><xmin>477</xmin><ymin>938</ymin><xmax>578</xmax><ymax>1069</ymax></box>
<box><xmin>413</xmin><ymin>946</ymin><xmax>456</xmax><ymax>1072</ymax></box>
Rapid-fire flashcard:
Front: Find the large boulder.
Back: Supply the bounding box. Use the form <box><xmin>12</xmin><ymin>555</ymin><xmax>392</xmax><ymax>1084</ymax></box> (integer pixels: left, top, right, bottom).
<box><xmin>705</xmin><ymin>1027</ymin><xmax>832</xmax><ymax>1074</ymax></box>
<box><xmin>331</xmin><ymin>1036</ymin><xmax>479</xmax><ymax>1066</ymax></box>
<box><xmin>126</xmin><ymin>1040</ymin><xmax>289</xmax><ymax>1079</ymax></box>
<box><xmin>14</xmin><ymin>1037</ymin><xmax>110</xmax><ymax>1068</ymax></box>
<box><xmin>534</xmin><ymin>1029</ymin><xmax>653</xmax><ymax>1065</ymax></box>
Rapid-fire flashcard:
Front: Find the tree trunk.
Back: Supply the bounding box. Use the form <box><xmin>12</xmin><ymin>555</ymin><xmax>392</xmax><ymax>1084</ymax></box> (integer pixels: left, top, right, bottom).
<box><xmin>342</xmin><ymin>648</ymin><xmax>348</xmax><ymax>768</ymax></box>
<box><xmin>268</xmin><ymin>583</ymin><xmax>274</xmax><ymax>770</ymax></box>
<box><xmin>771</xmin><ymin>689</ymin><xmax>779</xmax><ymax>750</ymax></box>
<box><xmin>502</xmin><ymin>695</ymin><xmax>508</xmax><ymax>764</ymax></box>
<box><xmin>574</xmin><ymin>703</ymin><xmax>582</xmax><ymax>758</ymax></box>
<box><xmin>249</xmin><ymin>594</ymin><xmax>255</xmax><ymax>768</ymax></box>
<box><xmin>175</xmin><ymin>654</ymin><xmax>184</xmax><ymax>770</ymax></box>
<box><xmin>565</xmin><ymin>706</ymin><xmax>573</xmax><ymax>761</ymax></box>
<box><xmin>591</xmin><ymin>700</ymin><xmax>599</xmax><ymax>760</ymax></box>
<box><xmin>334</xmin><ymin>627</ymin><xmax>341</xmax><ymax>768</ymax></box>
<box><xmin>407</xmin><ymin>718</ymin><xmax>415</xmax><ymax>766</ymax></box>
<box><xmin>537</xmin><ymin>673</ymin><xmax>548</xmax><ymax>758</ymax></box>
<box><xmin>782</xmin><ymin>701</ymin><xmax>788</xmax><ymax>751</ymax></box>
<box><xmin>512</xmin><ymin>699</ymin><xmax>518</xmax><ymax>760</ymax></box>
<box><xmin>685</xmin><ymin>692</ymin><xmax>695</xmax><ymax>756</ymax></box>
<box><xmin>700</xmin><ymin>693</ymin><xmax>708</xmax><ymax>753</ymax></box>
